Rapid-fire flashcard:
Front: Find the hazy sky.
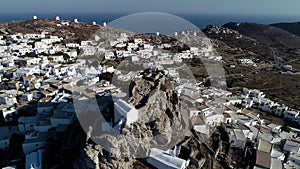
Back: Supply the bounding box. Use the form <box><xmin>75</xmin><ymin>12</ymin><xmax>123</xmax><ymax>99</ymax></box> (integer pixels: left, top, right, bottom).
<box><xmin>0</xmin><ymin>0</ymin><xmax>299</xmax><ymax>16</ymax></box>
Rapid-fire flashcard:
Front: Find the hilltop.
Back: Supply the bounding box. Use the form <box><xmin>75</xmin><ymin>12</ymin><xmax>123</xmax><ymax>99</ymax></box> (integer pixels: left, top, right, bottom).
<box><xmin>204</xmin><ymin>22</ymin><xmax>300</xmax><ymax>109</ymax></box>
<box><xmin>271</xmin><ymin>22</ymin><xmax>300</xmax><ymax>37</ymax></box>
<box><xmin>0</xmin><ymin>18</ymin><xmax>134</xmax><ymax>43</ymax></box>
<box><xmin>223</xmin><ymin>22</ymin><xmax>300</xmax><ymax>52</ymax></box>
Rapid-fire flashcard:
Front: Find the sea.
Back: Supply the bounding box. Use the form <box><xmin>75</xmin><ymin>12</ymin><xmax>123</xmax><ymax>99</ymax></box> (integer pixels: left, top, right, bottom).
<box><xmin>0</xmin><ymin>13</ymin><xmax>299</xmax><ymax>29</ymax></box>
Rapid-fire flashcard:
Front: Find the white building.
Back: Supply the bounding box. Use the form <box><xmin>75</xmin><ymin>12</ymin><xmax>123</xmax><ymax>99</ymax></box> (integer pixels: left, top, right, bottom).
<box><xmin>6</xmin><ymin>34</ymin><xmax>22</xmax><ymax>43</ymax></box>
<box><xmin>237</xmin><ymin>59</ymin><xmax>254</xmax><ymax>65</ymax></box>
<box><xmin>66</xmin><ymin>43</ymin><xmax>80</xmax><ymax>48</ymax></box>
<box><xmin>18</xmin><ymin>116</ymin><xmax>42</xmax><ymax>134</ymax></box>
<box><xmin>24</xmin><ymin>34</ymin><xmax>45</xmax><ymax>40</ymax></box>
<box><xmin>243</xmin><ymin>88</ymin><xmax>265</xmax><ymax>98</ymax></box>
<box><xmin>80</xmin><ymin>41</ymin><xmax>92</xmax><ymax>47</ymax></box>
<box><xmin>51</xmin><ymin>55</ymin><xmax>64</xmax><ymax>63</ymax></box>
<box><xmin>283</xmin><ymin>139</ymin><xmax>300</xmax><ymax>153</ymax></box>
<box><xmin>105</xmin><ymin>51</ymin><xmax>115</xmax><ymax>60</ymax></box>
<box><xmin>81</xmin><ymin>47</ymin><xmax>97</xmax><ymax>56</ymax></box>
<box><xmin>22</xmin><ymin>132</ymin><xmax>47</xmax><ymax>154</ymax></box>
<box><xmin>1</xmin><ymin>106</ymin><xmax>17</xmax><ymax>122</ymax></box>
<box><xmin>147</xmin><ymin>148</ymin><xmax>189</xmax><ymax>169</ymax></box>
<box><xmin>2</xmin><ymin>166</ymin><xmax>17</xmax><ymax>169</ymax></box>
<box><xmin>33</xmin><ymin>120</ymin><xmax>52</xmax><ymax>132</ymax></box>
<box><xmin>41</xmin><ymin>36</ymin><xmax>61</xmax><ymax>44</ymax></box>
<box><xmin>21</xmin><ymin>93</ymin><xmax>34</xmax><ymax>102</ymax></box>
<box><xmin>282</xmin><ymin>65</ymin><xmax>293</xmax><ymax>71</ymax></box>
<box><xmin>114</xmin><ymin>99</ymin><xmax>138</xmax><ymax>125</ymax></box>
<box><xmin>284</xmin><ymin>110</ymin><xmax>299</xmax><ymax>122</ymax></box>
<box><xmin>0</xmin><ymin>94</ymin><xmax>18</xmax><ymax>106</ymax></box>
<box><xmin>50</xmin><ymin>111</ymin><xmax>74</xmax><ymax>127</ymax></box>
<box><xmin>61</xmin><ymin>22</ymin><xmax>70</xmax><ymax>26</ymax></box>
<box><xmin>25</xmin><ymin>149</ymin><xmax>43</xmax><ymax>169</ymax></box>
<box><xmin>230</xmin><ymin>129</ymin><xmax>246</xmax><ymax>149</ymax></box>
<box><xmin>205</xmin><ymin>114</ymin><xmax>224</xmax><ymax>126</ymax></box>
<box><xmin>192</xmin><ymin>116</ymin><xmax>210</xmax><ymax>136</ymax></box>
<box><xmin>286</xmin><ymin>152</ymin><xmax>300</xmax><ymax>169</ymax></box>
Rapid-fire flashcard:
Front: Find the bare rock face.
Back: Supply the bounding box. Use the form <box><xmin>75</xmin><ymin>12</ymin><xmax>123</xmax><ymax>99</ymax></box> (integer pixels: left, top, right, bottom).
<box><xmin>129</xmin><ymin>77</ymin><xmax>156</xmax><ymax>107</ymax></box>
<box><xmin>75</xmin><ymin>145</ymin><xmax>100</xmax><ymax>169</ymax></box>
<box><xmin>76</xmin><ymin>73</ymin><xmax>192</xmax><ymax>167</ymax></box>
<box><xmin>75</xmin><ymin>144</ymin><xmax>150</xmax><ymax>169</ymax></box>
<box><xmin>128</xmin><ymin>73</ymin><xmax>191</xmax><ymax>149</ymax></box>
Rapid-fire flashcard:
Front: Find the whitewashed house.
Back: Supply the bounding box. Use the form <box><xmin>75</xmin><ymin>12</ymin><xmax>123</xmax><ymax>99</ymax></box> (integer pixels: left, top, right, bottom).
<box><xmin>41</xmin><ymin>36</ymin><xmax>61</xmax><ymax>44</ymax></box>
<box><xmin>131</xmin><ymin>55</ymin><xmax>140</xmax><ymax>63</ymax></box>
<box><xmin>229</xmin><ymin>129</ymin><xmax>246</xmax><ymax>149</ymax></box>
<box><xmin>237</xmin><ymin>59</ymin><xmax>253</xmax><ymax>65</ymax></box>
<box><xmin>127</xmin><ymin>43</ymin><xmax>138</xmax><ymax>50</ymax></box>
<box><xmin>34</xmin><ymin>41</ymin><xmax>49</xmax><ymax>50</ymax></box>
<box><xmin>66</xmin><ymin>43</ymin><xmax>80</xmax><ymax>48</ymax></box>
<box><xmin>147</xmin><ymin>148</ymin><xmax>190</xmax><ymax>169</ymax></box>
<box><xmin>0</xmin><ymin>39</ymin><xmax>6</xmax><ymax>45</ymax></box>
<box><xmin>105</xmin><ymin>51</ymin><xmax>116</xmax><ymax>60</ymax></box>
<box><xmin>18</xmin><ymin>47</ymin><xmax>32</xmax><ymax>55</ymax></box>
<box><xmin>243</xmin><ymin>88</ymin><xmax>265</xmax><ymax>98</ymax></box>
<box><xmin>81</xmin><ymin>47</ymin><xmax>97</xmax><ymax>56</ymax></box>
<box><xmin>25</xmin><ymin>149</ymin><xmax>43</xmax><ymax>169</ymax></box>
<box><xmin>50</xmin><ymin>111</ymin><xmax>75</xmax><ymax>127</ymax></box>
<box><xmin>24</xmin><ymin>34</ymin><xmax>45</xmax><ymax>40</ymax></box>
<box><xmin>22</xmin><ymin>132</ymin><xmax>47</xmax><ymax>154</ymax></box>
<box><xmin>283</xmin><ymin>139</ymin><xmax>300</xmax><ymax>153</ymax></box>
<box><xmin>33</xmin><ymin>120</ymin><xmax>52</xmax><ymax>132</ymax></box>
<box><xmin>37</xmin><ymin>102</ymin><xmax>56</xmax><ymax>114</ymax></box>
<box><xmin>0</xmin><ymin>94</ymin><xmax>18</xmax><ymax>106</ymax></box>
<box><xmin>284</xmin><ymin>110</ymin><xmax>299</xmax><ymax>122</ymax></box>
<box><xmin>114</xmin><ymin>99</ymin><xmax>138</xmax><ymax>125</ymax></box>
<box><xmin>51</xmin><ymin>55</ymin><xmax>64</xmax><ymax>63</ymax></box>
<box><xmin>286</xmin><ymin>153</ymin><xmax>300</xmax><ymax>169</ymax></box>
<box><xmin>18</xmin><ymin>116</ymin><xmax>42</xmax><ymax>134</ymax></box>
<box><xmin>192</xmin><ymin>116</ymin><xmax>210</xmax><ymax>136</ymax></box>
<box><xmin>274</xmin><ymin>105</ymin><xmax>288</xmax><ymax>117</ymax></box>
<box><xmin>205</xmin><ymin>114</ymin><xmax>224</xmax><ymax>126</ymax></box>
<box><xmin>0</xmin><ymin>46</ymin><xmax>8</xmax><ymax>53</ymax></box>
<box><xmin>271</xmin><ymin>149</ymin><xmax>285</xmax><ymax>161</ymax></box>
<box><xmin>80</xmin><ymin>41</ymin><xmax>93</xmax><ymax>47</ymax></box>
<box><xmin>6</xmin><ymin>34</ymin><xmax>22</xmax><ymax>43</ymax></box>
<box><xmin>21</xmin><ymin>93</ymin><xmax>34</xmax><ymax>102</ymax></box>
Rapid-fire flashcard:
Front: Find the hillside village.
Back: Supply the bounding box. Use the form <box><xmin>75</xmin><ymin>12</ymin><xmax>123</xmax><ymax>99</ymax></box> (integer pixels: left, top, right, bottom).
<box><xmin>0</xmin><ymin>18</ymin><xmax>299</xmax><ymax>169</ymax></box>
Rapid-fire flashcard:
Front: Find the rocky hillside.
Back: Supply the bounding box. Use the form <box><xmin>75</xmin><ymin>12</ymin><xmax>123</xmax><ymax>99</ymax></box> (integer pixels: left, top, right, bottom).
<box><xmin>203</xmin><ymin>23</ymin><xmax>300</xmax><ymax>109</ymax></box>
<box><xmin>223</xmin><ymin>22</ymin><xmax>300</xmax><ymax>60</ymax></box>
<box><xmin>203</xmin><ymin>25</ymin><xmax>273</xmax><ymax>63</ymax></box>
<box><xmin>271</xmin><ymin>22</ymin><xmax>300</xmax><ymax>37</ymax></box>
<box><xmin>0</xmin><ymin>19</ymin><xmax>134</xmax><ymax>43</ymax></box>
